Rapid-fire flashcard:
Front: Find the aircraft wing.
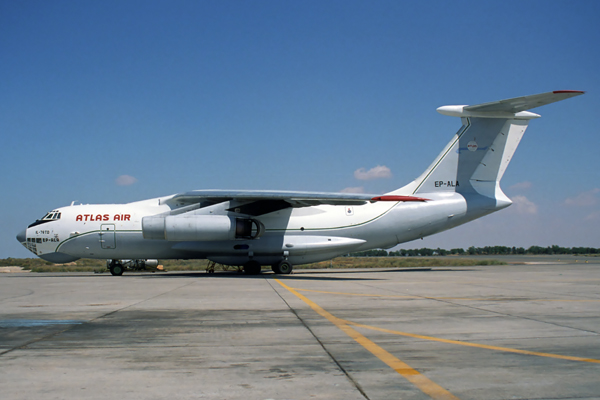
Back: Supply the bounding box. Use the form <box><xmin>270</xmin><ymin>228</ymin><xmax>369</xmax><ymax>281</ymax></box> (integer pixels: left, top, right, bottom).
<box><xmin>166</xmin><ymin>190</ymin><xmax>427</xmax><ymax>216</ymax></box>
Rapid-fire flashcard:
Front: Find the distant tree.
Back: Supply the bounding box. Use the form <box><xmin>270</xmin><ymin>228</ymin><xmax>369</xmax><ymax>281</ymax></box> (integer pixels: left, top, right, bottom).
<box><xmin>435</xmin><ymin>247</ymin><xmax>449</xmax><ymax>256</ymax></box>
<box><xmin>347</xmin><ymin>245</ymin><xmax>600</xmax><ymax>258</ymax></box>
<box><xmin>527</xmin><ymin>246</ymin><xmax>545</xmax><ymax>254</ymax></box>
<box><xmin>418</xmin><ymin>248</ymin><xmax>434</xmax><ymax>256</ymax></box>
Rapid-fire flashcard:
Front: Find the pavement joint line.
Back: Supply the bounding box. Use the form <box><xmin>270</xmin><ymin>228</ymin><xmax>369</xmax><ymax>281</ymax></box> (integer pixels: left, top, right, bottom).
<box><xmin>456</xmin><ymin>281</ymin><xmax>600</xmax><ymax>301</ymax></box>
<box><xmin>292</xmin><ymin>287</ymin><xmax>600</xmax><ymax>302</ymax></box>
<box><xmin>281</xmin><ymin>282</ymin><xmax>600</xmax><ymax>364</ymax></box>
<box><xmin>350</xmin><ymin>280</ymin><xmax>600</xmax><ymax>336</ymax></box>
<box><xmin>408</xmin><ymin>291</ymin><xmax>600</xmax><ymax>336</ymax></box>
<box><xmin>275</xmin><ymin>278</ymin><xmax>462</xmax><ymax>400</ymax></box>
<box><xmin>265</xmin><ymin>277</ymin><xmax>371</xmax><ymax>400</ymax></box>
<box><xmin>346</xmin><ymin>322</ymin><xmax>600</xmax><ymax>364</ymax></box>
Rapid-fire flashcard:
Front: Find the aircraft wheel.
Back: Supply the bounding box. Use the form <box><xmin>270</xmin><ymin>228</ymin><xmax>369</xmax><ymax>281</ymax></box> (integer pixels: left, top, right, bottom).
<box><xmin>271</xmin><ymin>263</ymin><xmax>281</xmax><ymax>274</ymax></box>
<box><xmin>243</xmin><ymin>260</ymin><xmax>261</xmax><ymax>275</ymax></box>
<box><xmin>276</xmin><ymin>260</ymin><xmax>293</xmax><ymax>275</ymax></box>
<box><xmin>109</xmin><ymin>262</ymin><xmax>124</xmax><ymax>276</ymax></box>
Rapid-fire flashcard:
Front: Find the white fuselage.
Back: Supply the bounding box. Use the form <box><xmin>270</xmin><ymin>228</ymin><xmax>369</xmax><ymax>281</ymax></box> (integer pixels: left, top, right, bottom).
<box><xmin>20</xmin><ymin>191</ymin><xmax>493</xmax><ymax>266</ymax></box>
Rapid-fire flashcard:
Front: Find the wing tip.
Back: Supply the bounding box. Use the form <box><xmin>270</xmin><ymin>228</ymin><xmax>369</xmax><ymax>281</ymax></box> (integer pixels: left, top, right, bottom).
<box><xmin>553</xmin><ymin>90</ymin><xmax>585</xmax><ymax>94</ymax></box>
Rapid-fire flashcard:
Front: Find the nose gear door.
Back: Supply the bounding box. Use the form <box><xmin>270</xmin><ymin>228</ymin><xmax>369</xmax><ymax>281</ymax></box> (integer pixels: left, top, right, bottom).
<box><xmin>100</xmin><ymin>224</ymin><xmax>116</xmax><ymax>249</ymax></box>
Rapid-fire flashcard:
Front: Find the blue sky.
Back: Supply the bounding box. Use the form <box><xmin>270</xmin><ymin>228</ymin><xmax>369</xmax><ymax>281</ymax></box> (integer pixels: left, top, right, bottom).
<box><xmin>2</xmin><ymin>0</ymin><xmax>599</xmax><ymax>258</ymax></box>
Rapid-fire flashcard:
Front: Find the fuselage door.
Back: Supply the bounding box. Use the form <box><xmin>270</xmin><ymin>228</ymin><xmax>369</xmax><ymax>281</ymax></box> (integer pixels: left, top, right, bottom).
<box><xmin>100</xmin><ymin>224</ymin><xmax>116</xmax><ymax>249</ymax></box>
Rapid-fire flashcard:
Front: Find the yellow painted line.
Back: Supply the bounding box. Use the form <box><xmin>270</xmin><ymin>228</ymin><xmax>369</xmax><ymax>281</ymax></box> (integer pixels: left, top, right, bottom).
<box><xmin>348</xmin><ymin>322</ymin><xmax>600</xmax><ymax>364</ymax></box>
<box><xmin>283</xmin><ymin>283</ymin><xmax>600</xmax><ymax>364</ymax></box>
<box><xmin>292</xmin><ymin>287</ymin><xmax>600</xmax><ymax>302</ymax></box>
<box><xmin>275</xmin><ymin>279</ymin><xmax>461</xmax><ymax>400</ymax></box>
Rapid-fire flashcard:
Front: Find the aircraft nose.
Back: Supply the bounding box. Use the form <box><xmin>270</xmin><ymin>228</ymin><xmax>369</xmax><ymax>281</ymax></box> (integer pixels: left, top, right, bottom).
<box><xmin>16</xmin><ymin>229</ymin><xmax>27</xmax><ymax>243</ymax></box>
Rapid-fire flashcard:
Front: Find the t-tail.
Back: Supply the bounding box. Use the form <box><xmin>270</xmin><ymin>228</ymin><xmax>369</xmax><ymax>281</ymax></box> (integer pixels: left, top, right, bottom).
<box><xmin>390</xmin><ymin>90</ymin><xmax>584</xmax><ymax>219</ymax></box>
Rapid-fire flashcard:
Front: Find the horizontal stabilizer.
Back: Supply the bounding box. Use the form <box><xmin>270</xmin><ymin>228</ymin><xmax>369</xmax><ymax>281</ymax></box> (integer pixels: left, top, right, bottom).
<box><xmin>437</xmin><ymin>90</ymin><xmax>584</xmax><ymax>118</ymax></box>
<box><xmin>465</xmin><ymin>90</ymin><xmax>584</xmax><ymax>113</ymax></box>
<box><xmin>472</xmin><ymin>90</ymin><xmax>585</xmax><ymax>113</ymax></box>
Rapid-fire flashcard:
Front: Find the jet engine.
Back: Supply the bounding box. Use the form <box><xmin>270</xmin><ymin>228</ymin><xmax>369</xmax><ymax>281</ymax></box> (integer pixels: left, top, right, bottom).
<box><xmin>142</xmin><ymin>215</ymin><xmax>264</xmax><ymax>241</ymax></box>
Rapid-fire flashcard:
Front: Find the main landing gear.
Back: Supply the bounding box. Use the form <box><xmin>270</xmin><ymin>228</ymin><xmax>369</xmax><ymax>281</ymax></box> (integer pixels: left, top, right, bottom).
<box><xmin>242</xmin><ymin>260</ymin><xmax>294</xmax><ymax>275</ymax></box>
<box><xmin>108</xmin><ymin>260</ymin><xmax>124</xmax><ymax>276</ymax></box>
<box><xmin>271</xmin><ymin>260</ymin><xmax>293</xmax><ymax>274</ymax></box>
<box><xmin>243</xmin><ymin>260</ymin><xmax>261</xmax><ymax>275</ymax></box>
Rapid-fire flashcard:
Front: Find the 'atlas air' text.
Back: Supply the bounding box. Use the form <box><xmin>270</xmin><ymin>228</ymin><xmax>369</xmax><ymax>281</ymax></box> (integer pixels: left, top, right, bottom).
<box><xmin>76</xmin><ymin>214</ymin><xmax>131</xmax><ymax>222</ymax></box>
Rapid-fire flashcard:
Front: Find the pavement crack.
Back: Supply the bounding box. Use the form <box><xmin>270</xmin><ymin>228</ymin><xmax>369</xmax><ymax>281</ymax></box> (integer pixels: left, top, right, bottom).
<box><xmin>0</xmin><ymin>279</ymin><xmax>199</xmax><ymax>358</ymax></box>
<box><xmin>0</xmin><ymin>288</ymin><xmax>35</xmax><ymax>303</ymax></box>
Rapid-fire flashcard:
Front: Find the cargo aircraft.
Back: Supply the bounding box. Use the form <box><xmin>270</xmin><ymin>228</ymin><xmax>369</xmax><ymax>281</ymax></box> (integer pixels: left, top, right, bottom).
<box><xmin>17</xmin><ymin>91</ymin><xmax>584</xmax><ymax>275</ymax></box>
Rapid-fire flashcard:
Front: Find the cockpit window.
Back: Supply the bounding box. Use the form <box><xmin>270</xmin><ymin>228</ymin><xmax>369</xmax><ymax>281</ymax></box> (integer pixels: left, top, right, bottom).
<box><xmin>41</xmin><ymin>211</ymin><xmax>61</xmax><ymax>221</ymax></box>
<box><xmin>28</xmin><ymin>210</ymin><xmax>61</xmax><ymax>228</ymax></box>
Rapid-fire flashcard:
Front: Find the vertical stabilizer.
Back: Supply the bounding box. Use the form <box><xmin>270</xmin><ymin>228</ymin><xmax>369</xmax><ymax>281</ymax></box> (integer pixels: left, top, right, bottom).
<box><xmin>390</xmin><ymin>91</ymin><xmax>584</xmax><ymax>210</ymax></box>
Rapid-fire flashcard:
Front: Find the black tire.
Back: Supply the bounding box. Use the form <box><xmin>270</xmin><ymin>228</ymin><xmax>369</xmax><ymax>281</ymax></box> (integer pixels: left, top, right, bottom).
<box><xmin>109</xmin><ymin>263</ymin><xmax>124</xmax><ymax>276</ymax></box>
<box><xmin>243</xmin><ymin>260</ymin><xmax>261</xmax><ymax>275</ymax></box>
<box><xmin>271</xmin><ymin>263</ymin><xmax>281</xmax><ymax>274</ymax></box>
<box><xmin>276</xmin><ymin>260</ymin><xmax>293</xmax><ymax>275</ymax></box>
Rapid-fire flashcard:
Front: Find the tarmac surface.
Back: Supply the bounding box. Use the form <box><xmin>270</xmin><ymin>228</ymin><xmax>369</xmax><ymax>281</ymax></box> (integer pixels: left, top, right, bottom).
<box><xmin>1</xmin><ymin>258</ymin><xmax>600</xmax><ymax>399</ymax></box>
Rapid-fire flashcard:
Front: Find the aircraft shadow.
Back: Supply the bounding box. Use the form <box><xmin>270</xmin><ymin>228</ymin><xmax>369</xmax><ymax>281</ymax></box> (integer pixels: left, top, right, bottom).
<box><xmin>5</xmin><ymin>267</ymin><xmax>474</xmax><ymax>280</ymax></box>
<box><xmin>137</xmin><ymin>267</ymin><xmax>436</xmax><ymax>281</ymax></box>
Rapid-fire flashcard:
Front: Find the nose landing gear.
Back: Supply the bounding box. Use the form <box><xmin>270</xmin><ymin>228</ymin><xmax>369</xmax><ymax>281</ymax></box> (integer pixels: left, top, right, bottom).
<box><xmin>242</xmin><ymin>259</ymin><xmax>294</xmax><ymax>275</ymax></box>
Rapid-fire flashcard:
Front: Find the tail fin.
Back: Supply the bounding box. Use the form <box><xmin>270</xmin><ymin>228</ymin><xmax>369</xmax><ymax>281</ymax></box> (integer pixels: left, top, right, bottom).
<box><xmin>391</xmin><ymin>91</ymin><xmax>584</xmax><ymax>206</ymax></box>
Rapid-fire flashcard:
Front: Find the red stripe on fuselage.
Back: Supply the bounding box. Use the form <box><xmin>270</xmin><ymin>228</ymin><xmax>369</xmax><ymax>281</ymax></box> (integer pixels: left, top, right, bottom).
<box><xmin>371</xmin><ymin>195</ymin><xmax>429</xmax><ymax>202</ymax></box>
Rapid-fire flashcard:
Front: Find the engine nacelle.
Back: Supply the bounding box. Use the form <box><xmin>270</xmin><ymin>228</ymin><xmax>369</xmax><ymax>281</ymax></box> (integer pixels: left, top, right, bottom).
<box><xmin>142</xmin><ymin>215</ymin><xmax>264</xmax><ymax>241</ymax></box>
